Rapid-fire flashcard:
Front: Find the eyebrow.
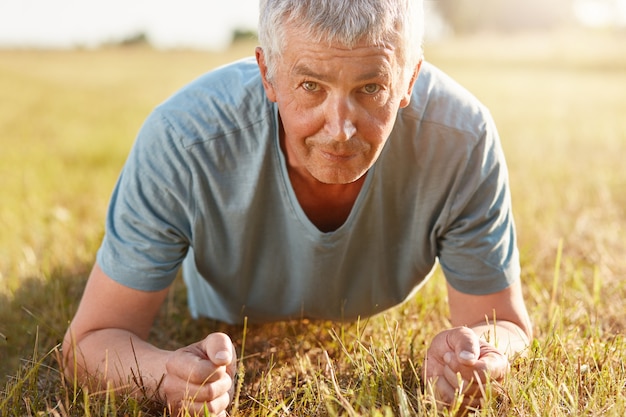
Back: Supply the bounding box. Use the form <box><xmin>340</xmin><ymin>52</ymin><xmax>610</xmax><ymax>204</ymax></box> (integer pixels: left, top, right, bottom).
<box><xmin>293</xmin><ymin>63</ymin><xmax>391</xmax><ymax>83</ymax></box>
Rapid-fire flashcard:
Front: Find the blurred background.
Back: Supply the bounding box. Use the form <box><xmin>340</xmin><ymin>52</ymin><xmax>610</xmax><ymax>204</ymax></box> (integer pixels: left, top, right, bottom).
<box><xmin>0</xmin><ymin>0</ymin><xmax>625</xmax><ymax>50</ymax></box>
<box><xmin>1</xmin><ymin>0</ymin><xmax>625</xmax><ymax>393</ymax></box>
<box><xmin>0</xmin><ymin>0</ymin><xmax>259</xmax><ymax>50</ymax></box>
<box><xmin>1</xmin><ymin>0</ymin><xmax>625</xmax><ymax>313</ymax></box>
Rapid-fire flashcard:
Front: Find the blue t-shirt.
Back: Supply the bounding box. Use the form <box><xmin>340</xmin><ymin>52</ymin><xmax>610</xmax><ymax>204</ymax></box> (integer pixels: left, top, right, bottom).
<box><xmin>97</xmin><ymin>58</ymin><xmax>520</xmax><ymax>324</ymax></box>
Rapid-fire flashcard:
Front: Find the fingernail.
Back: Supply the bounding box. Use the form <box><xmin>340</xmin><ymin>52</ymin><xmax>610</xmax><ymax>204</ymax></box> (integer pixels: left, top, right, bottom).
<box><xmin>459</xmin><ymin>350</ymin><xmax>475</xmax><ymax>361</ymax></box>
<box><xmin>443</xmin><ymin>352</ymin><xmax>453</xmax><ymax>364</ymax></box>
<box><xmin>215</xmin><ymin>350</ymin><xmax>230</xmax><ymax>361</ymax></box>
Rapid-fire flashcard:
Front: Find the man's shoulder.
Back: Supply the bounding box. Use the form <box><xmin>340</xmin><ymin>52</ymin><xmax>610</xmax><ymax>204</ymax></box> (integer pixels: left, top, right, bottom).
<box><xmin>404</xmin><ymin>61</ymin><xmax>491</xmax><ymax>136</ymax></box>
<box><xmin>150</xmin><ymin>57</ymin><xmax>272</xmax><ymax>146</ymax></box>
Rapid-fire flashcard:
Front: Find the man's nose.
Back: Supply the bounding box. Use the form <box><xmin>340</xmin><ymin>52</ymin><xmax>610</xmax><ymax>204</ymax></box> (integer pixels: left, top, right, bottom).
<box><xmin>324</xmin><ymin>96</ymin><xmax>357</xmax><ymax>142</ymax></box>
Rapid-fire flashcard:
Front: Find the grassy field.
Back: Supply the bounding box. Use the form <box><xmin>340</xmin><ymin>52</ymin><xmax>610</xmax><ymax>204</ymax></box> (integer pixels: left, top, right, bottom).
<box><xmin>1</xmin><ymin>29</ymin><xmax>625</xmax><ymax>415</ymax></box>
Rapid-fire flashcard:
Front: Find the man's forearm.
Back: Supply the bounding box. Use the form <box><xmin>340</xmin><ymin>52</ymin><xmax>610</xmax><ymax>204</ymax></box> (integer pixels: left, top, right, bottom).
<box><xmin>63</xmin><ymin>329</ymin><xmax>170</xmax><ymax>398</ymax></box>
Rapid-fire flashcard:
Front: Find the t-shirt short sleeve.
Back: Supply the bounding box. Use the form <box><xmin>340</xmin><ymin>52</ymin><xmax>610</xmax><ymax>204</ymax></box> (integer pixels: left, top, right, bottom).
<box><xmin>97</xmin><ymin>112</ymin><xmax>193</xmax><ymax>291</ymax></box>
<box><xmin>437</xmin><ymin>115</ymin><xmax>520</xmax><ymax>295</ymax></box>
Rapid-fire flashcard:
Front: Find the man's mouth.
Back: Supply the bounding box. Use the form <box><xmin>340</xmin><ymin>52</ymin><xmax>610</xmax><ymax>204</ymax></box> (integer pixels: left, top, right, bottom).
<box><xmin>319</xmin><ymin>149</ymin><xmax>356</xmax><ymax>162</ymax></box>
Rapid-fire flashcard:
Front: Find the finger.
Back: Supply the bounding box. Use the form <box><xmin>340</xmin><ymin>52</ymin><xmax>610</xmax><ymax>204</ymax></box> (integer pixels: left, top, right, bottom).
<box><xmin>202</xmin><ymin>332</ymin><xmax>236</xmax><ymax>368</ymax></box>
<box><xmin>168</xmin><ymin>371</ymin><xmax>235</xmax><ymax>410</ymax></box>
<box><xmin>446</xmin><ymin>355</ymin><xmax>504</xmax><ymax>396</ymax></box>
<box><xmin>431</xmin><ymin>372</ymin><xmax>481</xmax><ymax>411</ymax></box>
<box><xmin>197</xmin><ymin>370</ymin><xmax>235</xmax><ymax>400</ymax></box>
<box><xmin>445</xmin><ymin>327</ymin><xmax>481</xmax><ymax>366</ymax></box>
<box><xmin>443</xmin><ymin>363</ymin><xmax>485</xmax><ymax>395</ymax></box>
<box><xmin>442</xmin><ymin>363</ymin><xmax>477</xmax><ymax>393</ymax></box>
<box><xmin>426</xmin><ymin>373</ymin><xmax>456</xmax><ymax>407</ymax></box>
<box><xmin>181</xmin><ymin>390</ymin><xmax>232</xmax><ymax>417</ymax></box>
<box><xmin>436</xmin><ymin>368</ymin><xmax>484</xmax><ymax>414</ymax></box>
<box><xmin>423</xmin><ymin>351</ymin><xmax>446</xmax><ymax>382</ymax></box>
<box><xmin>166</xmin><ymin>350</ymin><xmax>226</xmax><ymax>386</ymax></box>
<box><xmin>449</xmin><ymin>341</ymin><xmax>509</xmax><ymax>383</ymax></box>
<box><xmin>476</xmin><ymin>346</ymin><xmax>510</xmax><ymax>382</ymax></box>
<box><xmin>163</xmin><ymin>366</ymin><xmax>233</xmax><ymax>400</ymax></box>
<box><xmin>168</xmin><ymin>332</ymin><xmax>236</xmax><ymax>385</ymax></box>
<box><xmin>443</xmin><ymin>349</ymin><xmax>483</xmax><ymax>384</ymax></box>
<box><xmin>227</xmin><ymin>339</ymin><xmax>238</xmax><ymax>378</ymax></box>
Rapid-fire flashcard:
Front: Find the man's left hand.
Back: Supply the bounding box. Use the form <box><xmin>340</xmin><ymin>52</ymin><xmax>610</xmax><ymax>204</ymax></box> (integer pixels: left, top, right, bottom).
<box><xmin>423</xmin><ymin>326</ymin><xmax>509</xmax><ymax>410</ymax></box>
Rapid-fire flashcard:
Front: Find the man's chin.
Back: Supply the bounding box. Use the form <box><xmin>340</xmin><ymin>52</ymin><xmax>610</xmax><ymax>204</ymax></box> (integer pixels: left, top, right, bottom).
<box><xmin>312</xmin><ymin>168</ymin><xmax>368</xmax><ymax>185</ymax></box>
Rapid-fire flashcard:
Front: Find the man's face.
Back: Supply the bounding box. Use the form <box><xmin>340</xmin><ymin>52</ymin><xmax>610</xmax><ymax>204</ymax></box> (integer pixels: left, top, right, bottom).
<box><xmin>257</xmin><ymin>26</ymin><xmax>420</xmax><ymax>185</ymax></box>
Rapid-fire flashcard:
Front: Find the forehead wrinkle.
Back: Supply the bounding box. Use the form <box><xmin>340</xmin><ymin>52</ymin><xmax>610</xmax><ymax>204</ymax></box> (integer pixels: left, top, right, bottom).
<box><xmin>292</xmin><ymin>62</ymin><xmax>331</xmax><ymax>81</ymax></box>
<box><xmin>292</xmin><ymin>62</ymin><xmax>391</xmax><ymax>84</ymax></box>
<box><xmin>355</xmin><ymin>69</ymin><xmax>391</xmax><ymax>82</ymax></box>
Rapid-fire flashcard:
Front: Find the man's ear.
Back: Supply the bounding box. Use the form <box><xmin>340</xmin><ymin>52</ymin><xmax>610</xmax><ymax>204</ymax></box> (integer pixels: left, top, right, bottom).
<box><xmin>256</xmin><ymin>47</ymin><xmax>278</xmax><ymax>103</ymax></box>
<box><xmin>399</xmin><ymin>59</ymin><xmax>422</xmax><ymax>108</ymax></box>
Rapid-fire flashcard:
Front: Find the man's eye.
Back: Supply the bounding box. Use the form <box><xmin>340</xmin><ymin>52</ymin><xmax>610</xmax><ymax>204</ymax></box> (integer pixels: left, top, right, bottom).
<box><xmin>302</xmin><ymin>81</ymin><xmax>319</xmax><ymax>91</ymax></box>
<box><xmin>362</xmin><ymin>84</ymin><xmax>381</xmax><ymax>94</ymax></box>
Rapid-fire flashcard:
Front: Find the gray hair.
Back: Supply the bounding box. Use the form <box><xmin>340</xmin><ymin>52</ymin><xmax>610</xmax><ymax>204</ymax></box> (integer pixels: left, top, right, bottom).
<box><xmin>258</xmin><ymin>0</ymin><xmax>424</xmax><ymax>80</ymax></box>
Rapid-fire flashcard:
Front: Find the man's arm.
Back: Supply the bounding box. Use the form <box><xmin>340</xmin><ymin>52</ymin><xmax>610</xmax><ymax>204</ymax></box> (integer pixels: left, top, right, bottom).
<box><xmin>62</xmin><ymin>263</ymin><xmax>236</xmax><ymax>416</ymax></box>
<box><xmin>423</xmin><ymin>280</ymin><xmax>532</xmax><ymax>410</ymax></box>
<box><xmin>447</xmin><ymin>280</ymin><xmax>532</xmax><ymax>353</ymax></box>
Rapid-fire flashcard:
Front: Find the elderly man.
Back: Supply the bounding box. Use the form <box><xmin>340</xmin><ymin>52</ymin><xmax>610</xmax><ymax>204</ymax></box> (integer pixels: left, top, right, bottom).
<box><xmin>63</xmin><ymin>0</ymin><xmax>532</xmax><ymax>415</ymax></box>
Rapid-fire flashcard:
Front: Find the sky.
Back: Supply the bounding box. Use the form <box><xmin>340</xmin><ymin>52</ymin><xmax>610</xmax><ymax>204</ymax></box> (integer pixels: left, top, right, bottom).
<box><xmin>573</xmin><ymin>0</ymin><xmax>626</xmax><ymax>27</ymax></box>
<box><xmin>0</xmin><ymin>0</ymin><xmax>624</xmax><ymax>51</ymax></box>
<box><xmin>0</xmin><ymin>0</ymin><xmax>260</xmax><ymax>50</ymax></box>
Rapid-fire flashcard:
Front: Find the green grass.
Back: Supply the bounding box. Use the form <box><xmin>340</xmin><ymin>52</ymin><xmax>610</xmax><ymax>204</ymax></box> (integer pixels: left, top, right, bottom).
<box><xmin>1</xmin><ymin>30</ymin><xmax>626</xmax><ymax>415</ymax></box>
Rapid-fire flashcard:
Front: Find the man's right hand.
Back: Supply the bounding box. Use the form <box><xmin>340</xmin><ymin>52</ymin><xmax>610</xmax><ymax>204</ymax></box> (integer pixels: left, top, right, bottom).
<box><xmin>162</xmin><ymin>332</ymin><xmax>237</xmax><ymax>416</ymax></box>
<box><xmin>62</xmin><ymin>265</ymin><xmax>239</xmax><ymax>417</ymax></box>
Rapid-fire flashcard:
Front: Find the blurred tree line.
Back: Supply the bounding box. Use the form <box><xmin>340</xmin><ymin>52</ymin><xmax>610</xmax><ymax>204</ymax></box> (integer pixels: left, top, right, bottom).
<box><xmin>112</xmin><ymin>0</ymin><xmax>624</xmax><ymax>49</ymax></box>
<box><xmin>432</xmin><ymin>0</ymin><xmax>576</xmax><ymax>34</ymax></box>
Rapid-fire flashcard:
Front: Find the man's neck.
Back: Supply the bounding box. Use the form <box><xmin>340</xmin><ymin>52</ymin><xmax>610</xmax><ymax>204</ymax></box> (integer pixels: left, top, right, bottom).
<box><xmin>288</xmin><ymin>171</ymin><xmax>366</xmax><ymax>232</ymax></box>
